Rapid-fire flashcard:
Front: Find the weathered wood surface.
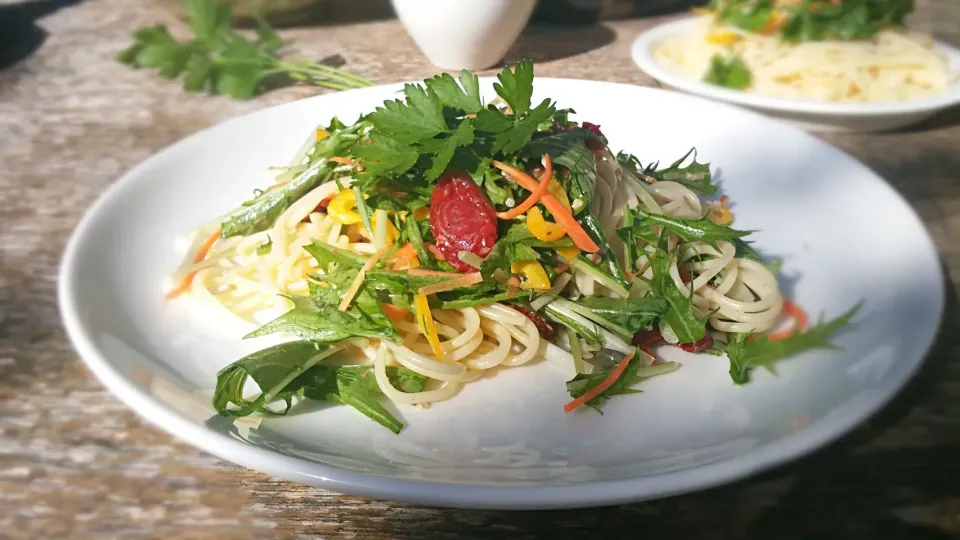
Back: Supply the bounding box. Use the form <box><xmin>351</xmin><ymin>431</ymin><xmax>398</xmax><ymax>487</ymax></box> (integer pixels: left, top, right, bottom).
<box><xmin>1</xmin><ymin>1</ymin><xmax>958</xmax><ymax>538</ymax></box>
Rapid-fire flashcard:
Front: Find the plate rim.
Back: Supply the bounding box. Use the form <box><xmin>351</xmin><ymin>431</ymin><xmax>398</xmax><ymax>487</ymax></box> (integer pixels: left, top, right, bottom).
<box><xmin>58</xmin><ymin>78</ymin><xmax>946</xmax><ymax>509</ymax></box>
<box><xmin>631</xmin><ymin>16</ymin><xmax>960</xmax><ymax>116</ymax></box>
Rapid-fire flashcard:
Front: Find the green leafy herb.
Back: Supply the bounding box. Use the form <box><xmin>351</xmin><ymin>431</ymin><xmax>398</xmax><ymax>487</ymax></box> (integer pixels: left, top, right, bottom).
<box><xmin>479</xmin><ymin>223</ymin><xmax>574</xmax><ymax>279</ymax></box>
<box><xmin>725</xmin><ymin>302</ymin><xmax>863</xmax><ymax>384</ymax></box>
<box><xmin>733</xmin><ymin>237</ymin><xmax>784</xmax><ymax>275</ymax></box>
<box><xmin>578</xmin><ymin>214</ymin><xmax>632</xmax><ymax>290</ymax></box>
<box><xmin>630</xmin><ymin>207</ymin><xmax>752</xmax><ymax>247</ymax></box>
<box><xmin>565</xmin><ymin>352</ymin><xmax>680</xmax><ymax>412</ymax></box>
<box><xmin>303</xmin><ymin>241</ymin><xmax>367</xmax><ymax>270</ymax></box>
<box><xmin>652</xmin><ymin>233</ymin><xmax>708</xmax><ymax>343</ymax></box>
<box><xmin>438</xmin><ymin>283</ymin><xmax>530</xmax><ymax>309</ymax></box>
<box><xmin>213</xmin><ymin>340</ymin><xmax>344</xmax><ymax>417</ymax></box>
<box><xmin>575</xmin><ymin>297</ymin><xmax>667</xmax><ymax>335</ymax></box>
<box><xmin>493</xmin><ymin>59</ymin><xmax>535</xmax><ymax>116</ymax></box>
<box><xmin>704</xmin><ymin>53</ymin><xmax>753</xmax><ymax>91</ymax></box>
<box><xmin>118</xmin><ymin>0</ymin><xmax>373</xmax><ymax>98</ymax></box>
<box><xmin>294</xmin><ymin>364</ymin><xmax>425</xmax><ymax>433</ymax></box>
<box><xmin>619</xmin><ymin>148</ymin><xmax>719</xmax><ymax>196</ymax></box>
<box><xmin>245</xmin><ymin>293</ymin><xmax>398</xmax><ymax>343</ymax></box>
<box><xmin>212</xmin><ymin>339</ymin><xmax>426</xmax><ymax>433</ymax></box>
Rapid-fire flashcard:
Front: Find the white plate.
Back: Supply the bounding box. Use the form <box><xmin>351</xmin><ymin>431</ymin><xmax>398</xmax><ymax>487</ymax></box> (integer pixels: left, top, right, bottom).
<box><xmin>59</xmin><ymin>78</ymin><xmax>944</xmax><ymax>509</ymax></box>
<box><xmin>632</xmin><ymin>18</ymin><xmax>960</xmax><ymax>132</ymax></box>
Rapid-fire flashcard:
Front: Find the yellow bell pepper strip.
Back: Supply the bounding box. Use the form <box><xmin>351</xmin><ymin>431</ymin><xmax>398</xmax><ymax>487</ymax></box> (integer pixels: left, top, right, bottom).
<box><xmin>546</xmin><ymin>179</ymin><xmax>572</xmax><ymax>213</ymax></box>
<box><xmin>327</xmin><ymin>190</ymin><xmax>363</xmax><ymax>224</ymax></box>
<box><xmin>706</xmin><ymin>31</ymin><xmax>742</xmax><ymax>46</ymax></box>
<box><xmin>316</xmin><ymin>128</ymin><xmax>329</xmax><ymax>140</ymax></box>
<box><xmin>556</xmin><ymin>246</ymin><xmax>580</xmax><ymax>261</ymax></box>
<box><xmin>526</xmin><ymin>206</ymin><xmax>566</xmax><ymax>242</ymax></box>
<box><xmin>413</xmin><ymin>293</ymin><xmax>444</xmax><ymax>362</ymax></box>
<box><xmin>510</xmin><ymin>261</ymin><xmax>552</xmax><ymax>290</ymax></box>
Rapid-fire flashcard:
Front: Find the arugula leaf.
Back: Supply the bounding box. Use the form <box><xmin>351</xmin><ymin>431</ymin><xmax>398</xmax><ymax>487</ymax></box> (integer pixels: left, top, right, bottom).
<box><xmin>578</xmin><ymin>214</ymin><xmax>631</xmax><ymax>290</ymax></box>
<box><xmin>725</xmin><ymin>302</ymin><xmax>863</xmax><ymax>384</ymax></box>
<box><xmin>245</xmin><ymin>298</ymin><xmax>398</xmax><ymax>342</ymax></box>
<box><xmin>303</xmin><ymin>241</ymin><xmax>366</xmax><ymax>270</ymax></box>
<box><xmin>402</xmin><ymin>216</ymin><xmax>435</xmax><ymax>269</ymax></box>
<box><xmin>438</xmin><ymin>286</ymin><xmax>531</xmax><ymax>309</ymax></box>
<box><xmin>213</xmin><ymin>339</ymin><xmax>427</xmax><ymax>433</ymax></box>
<box><xmin>213</xmin><ymin>340</ymin><xmax>343</xmax><ymax>417</ymax></box>
<box><xmin>704</xmin><ymin>54</ymin><xmax>753</xmax><ymax>91</ymax></box>
<box><xmin>575</xmin><ymin>297</ymin><xmax>667</xmax><ymax>334</ymax></box>
<box><xmin>650</xmin><ymin>148</ymin><xmax>718</xmax><ymax>195</ymax></box>
<box><xmin>294</xmin><ymin>364</ymin><xmax>426</xmax><ymax>433</ymax></box>
<box><xmin>565</xmin><ymin>352</ymin><xmax>679</xmax><ymax>412</ymax></box>
<box><xmin>652</xmin><ymin>233</ymin><xmax>708</xmax><ymax>343</ymax></box>
<box><xmin>493</xmin><ymin>59</ymin><xmax>535</xmax><ymax>116</ymax></box>
<box><xmin>479</xmin><ymin>223</ymin><xmax>574</xmax><ymax>279</ymax></box>
<box><xmin>631</xmin><ymin>208</ymin><xmax>752</xmax><ymax>246</ymax></box>
<box><xmin>424</xmin><ymin>70</ymin><xmax>483</xmax><ymax>114</ymax></box>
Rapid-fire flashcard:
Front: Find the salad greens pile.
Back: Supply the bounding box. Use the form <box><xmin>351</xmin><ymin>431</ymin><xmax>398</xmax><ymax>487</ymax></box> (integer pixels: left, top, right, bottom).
<box><xmin>207</xmin><ymin>61</ymin><xmax>861</xmax><ymax>432</ymax></box>
<box><xmin>119</xmin><ymin>0</ymin><xmax>372</xmax><ymax>99</ymax></box>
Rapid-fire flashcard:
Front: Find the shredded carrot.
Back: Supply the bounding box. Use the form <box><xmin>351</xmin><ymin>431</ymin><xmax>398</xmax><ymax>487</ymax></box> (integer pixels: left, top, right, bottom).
<box><xmin>413</xmin><ymin>293</ymin><xmax>444</xmax><ymax>361</ymax></box>
<box><xmin>165</xmin><ymin>228</ymin><xmax>221</xmax><ymax>299</ymax></box>
<box><xmin>564</xmin><ymin>351</ymin><xmax>634</xmax><ymax>413</ymax></box>
<box><xmin>388</xmin><ymin>242</ymin><xmax>419</xmax><ymax>270</ymax></box>
<box><xmin>506</xmin><ymin>276</ymin><xmax>522</xmax><ymax>288</ymax></box>
<box><xmin>406</xmin><ymin>268</ymin><xmax>461</xmax><ymax>277</ymax></box>
<box><xmin>497</xmin><ymin>154</ymin><xmax>553</xmax><ymax>220</ymax></box>
<box><xmin>338</xmin><ymin>245</ymin><xmax>391</xmax><ymax>312</ymax></box>
<box><xmin>329</xmin><ymin>156</ymin><xmax>364</xmax><ymax>171</ymax></box>
<box><xmin>491</xmin><ymin>161</ymin><xmax>600</xmax><ymax>253</ymax></box>
<box><xmin>766</xmin><ymin>300</ymin><xmax>809</xmax><ymax>341</ymax></box>
<box><xmin>553</xmin><ymin>261</ymin><xmax>572</xmax><ymax>274</ymax></box>
<box><xmin>381</xmin><ymin>303</ymin><xmax>410</xmax><ymax>323</ymax></box>
<box><xmin>426</xmin><ymin>243</ymin><xmax>446</xmax><ymax>261</ymax></box>
<box><xmin>418</xmin><ymin>272</ymin><xmax>484</xmax><ymax>295</ymax></box>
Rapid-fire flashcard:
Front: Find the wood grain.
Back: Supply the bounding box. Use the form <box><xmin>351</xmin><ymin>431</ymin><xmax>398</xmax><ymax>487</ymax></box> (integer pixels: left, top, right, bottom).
<box><xmin>1</xmin><ymin>1</ymin><xmax>958</xmax><ymax>538</ymax></box>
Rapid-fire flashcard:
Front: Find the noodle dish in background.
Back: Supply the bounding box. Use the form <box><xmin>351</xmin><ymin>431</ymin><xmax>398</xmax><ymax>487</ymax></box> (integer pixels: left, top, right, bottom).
<box><xmin>631</xmin><ymin>0</ymin><xmax>960</xmax><ymax>132</ymax></box>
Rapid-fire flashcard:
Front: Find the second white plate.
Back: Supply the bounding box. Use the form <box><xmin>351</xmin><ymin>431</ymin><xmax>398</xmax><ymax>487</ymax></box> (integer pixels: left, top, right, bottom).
<box><xmin>632</xmin><ymin>17</ymin><xmax>960</xmax><ymax>132</ymax></box>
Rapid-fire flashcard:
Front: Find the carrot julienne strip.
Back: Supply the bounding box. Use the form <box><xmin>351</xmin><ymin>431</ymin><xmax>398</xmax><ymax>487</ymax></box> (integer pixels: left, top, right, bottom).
<box><xmin>497</xmin><ymin>154</ymin><xmax>553</xmax><ymax>220</ymax></box>
<box><xmin>338</xmin><ymin>245</ymin><xmax>391</xmax><ymax>312</ymax></box>
<box><xmin>490</xmin><ymin>160</ymin><xmax>599</xmax><ymax>253</ymax></box>
<box><xmin>766</xmin><ymin>300</ymin><xmax>809</xmax><ymax>341</ymax></box>
<box><xmin>165</xmin><ymin>228</ymin><xmax>221</xmax><ymax>299</ymax></box>
<box><xmin>563</xmin><ymin>351</ymin><xmax>634</xmax><ymax>413</ymax></box>
<box><xmin>417</xmin><ymin>272</ymin><xmax>483</xmax><ymax>295</ymax></box>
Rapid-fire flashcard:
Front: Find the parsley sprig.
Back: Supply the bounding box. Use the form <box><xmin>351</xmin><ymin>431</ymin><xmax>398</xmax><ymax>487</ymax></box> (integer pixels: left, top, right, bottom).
<box><xmin>118</xmin><ymin>0</ymin><xmax>373</xmax><ymax>99</ymax></box>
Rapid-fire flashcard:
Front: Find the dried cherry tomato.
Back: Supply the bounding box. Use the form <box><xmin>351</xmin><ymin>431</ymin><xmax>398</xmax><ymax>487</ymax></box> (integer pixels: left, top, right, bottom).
<box><xmin>429</xmin><ymin>170</ymin><xmax>498</xmax><ymax>272</ymax></box>
<box><xmin>512</xmin><ymin>306</ymin><xmax>555</xmax><ymax>340</ymax></box>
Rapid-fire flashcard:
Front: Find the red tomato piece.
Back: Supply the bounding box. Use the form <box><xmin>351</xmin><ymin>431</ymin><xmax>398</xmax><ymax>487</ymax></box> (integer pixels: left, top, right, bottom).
<box><xmin>429</xmin><ymin>170</ymin><xmax>498</xmax><ymax>272</ymax></box>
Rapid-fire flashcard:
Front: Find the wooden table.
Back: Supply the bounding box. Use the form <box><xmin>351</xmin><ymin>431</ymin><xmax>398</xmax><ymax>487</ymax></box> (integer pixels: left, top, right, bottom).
<box><xmin>2</xmin><ymin>1</ymin><xmax>959</xmax><ymax>538</ymax></box>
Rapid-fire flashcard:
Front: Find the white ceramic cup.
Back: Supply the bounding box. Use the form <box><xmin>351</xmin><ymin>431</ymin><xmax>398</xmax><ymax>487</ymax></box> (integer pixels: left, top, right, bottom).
<box><xmin>391</xmin><ymin>0</ymin><xmax>537</xmax><ymax>71</ymax></box>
